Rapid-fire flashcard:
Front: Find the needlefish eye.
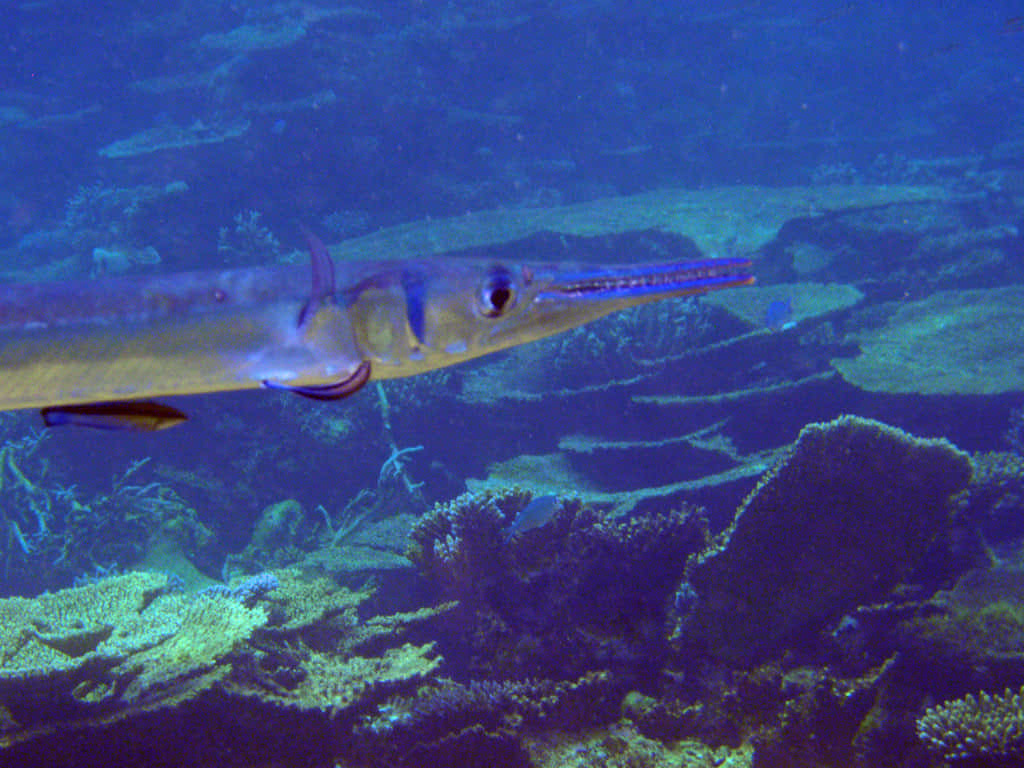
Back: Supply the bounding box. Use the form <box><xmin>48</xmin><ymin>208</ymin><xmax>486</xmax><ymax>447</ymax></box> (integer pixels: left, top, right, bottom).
<box><xmin>477</xmin><ymin>267</ymin><xmax>517</xmax><ymax>318</ymax></box>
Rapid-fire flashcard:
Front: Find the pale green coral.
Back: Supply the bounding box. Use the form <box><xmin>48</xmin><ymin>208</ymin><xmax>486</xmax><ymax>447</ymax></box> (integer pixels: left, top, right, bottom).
<box><xmin>917</xmin><ymin>686</ymin><xmax>1024</xmax><ymax>761</ymax></box>
<box><xmin>227</xmin><ymin>641</ymin><xmax>441</xmax><ymax>713</ymax></box>
<box><xmin>0</xmin><ymin>572</ymin><xmax>266</xmax><ymax>746</ymax></box>
<box><xmin>833</xmin><ymin>287</ymin><xmax>1024</xmax><ymax>394</ymax></box>
<box><xmin>261</xmin><ymin>568</ymin><xmax>375</xmax><ymax>634</ymax></box>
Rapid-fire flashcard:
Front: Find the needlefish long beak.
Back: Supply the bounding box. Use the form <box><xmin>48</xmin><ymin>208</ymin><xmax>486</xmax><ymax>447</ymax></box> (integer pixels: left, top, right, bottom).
<box><xmin>361</xmin><ymin>253</ymin><xmax>753</xmax><ymax>380</ymax></box>
<box><xmin>542</xmin><ymin>257</ymin><xmax>754</xmax><ymax>303</ymax></box>
<box><xmin>485</xmin><ymin>255</ymin><xmax>755</xmax><ymax>346</ymax></box>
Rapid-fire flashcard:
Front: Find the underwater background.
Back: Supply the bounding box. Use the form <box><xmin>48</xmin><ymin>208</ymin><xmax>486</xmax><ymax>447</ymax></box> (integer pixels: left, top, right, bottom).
<box><xmin>2</xmin><ymin>1</ymin><xmax>1024</xmax><ymax>766</ymax></box>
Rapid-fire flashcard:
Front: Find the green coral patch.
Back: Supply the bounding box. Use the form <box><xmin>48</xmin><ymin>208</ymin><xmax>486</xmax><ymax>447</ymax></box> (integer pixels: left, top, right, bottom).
<box><xmin>329</xmin><ymin>184</ymin><xmax>946</xmax><ymax>261</ymax></box>
<box><xmin>0</xmin><ymin>572</ymin><xmax>266</xmax><ymax>747</ymax></box>
<box><xmin>833</xmin><ymin>286</ymin><xmax>1024</xmax><ymax>395</ymax></box>
<box><xmin>702</xmin><ymin>281</ymin><xmax>864</xmax><ymax>327</ymax></box>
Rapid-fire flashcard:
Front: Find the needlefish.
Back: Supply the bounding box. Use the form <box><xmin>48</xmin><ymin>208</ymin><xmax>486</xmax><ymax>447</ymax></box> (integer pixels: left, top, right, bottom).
<box><xmin>0</xmin><ymin>230</ymin><xmax>753</xmax><ymax>430</ymax></box>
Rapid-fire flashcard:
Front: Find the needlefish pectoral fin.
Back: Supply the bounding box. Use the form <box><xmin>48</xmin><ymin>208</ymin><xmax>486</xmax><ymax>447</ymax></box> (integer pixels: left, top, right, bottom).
<box><xmin>262</xmin><ymin>227</ymin><xmax>371</xmax><ymax>401</ymax></box>
<box><xmin>262</xmin><ymin>359</ymin><xmax>372</xmax><ymax>401</ymax></box>
<box><xmin>41</xmin><ymin>401</ymin><xmax>188</xmax><ymax>431</ymax></box>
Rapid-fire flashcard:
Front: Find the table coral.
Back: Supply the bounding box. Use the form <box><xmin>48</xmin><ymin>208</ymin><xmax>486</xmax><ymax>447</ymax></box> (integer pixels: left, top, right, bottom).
<box><xmin>0</xmin><ymin>572</ymin><xmax>266</xmax><ymax>747</ymax></box>
<box><xmin>677</xmin><ymin>415</ymin><xmax>973</xmax><ymax>664</ymax></box>
<box><xmin>833</xmin><ymin>287</ymin><xmax>1024</xmax><ymax>395</ymax></box>
<box><xmin>226</xmin><ymin>640</ymin><xmax>441</xmax><ymax>714</ymax></box>
<box><xmin>258</xmin><ymin>568</ymin><xmax>375</xmax><ymax>634</ymax></box>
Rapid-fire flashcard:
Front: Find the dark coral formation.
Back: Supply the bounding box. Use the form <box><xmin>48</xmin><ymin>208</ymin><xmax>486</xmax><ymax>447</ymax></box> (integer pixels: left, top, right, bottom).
<box><xmin>409</xmin><ymin>488</ymin><xmax>709</xmax><ymax>680</ymax></box>
<box><xmin>0</xmin><ymin>415</ymin><xmax>1015</xmax><ymax>768</ymax></box>
<box><xmin>675</xmin><ymin>415</ymin><xmax>973</xmax><ymax>664</ymax></box>
<box><xmin>355</xmin><ymin>672</ymin><xmax>610</xmax><ymax>768</ymax></box>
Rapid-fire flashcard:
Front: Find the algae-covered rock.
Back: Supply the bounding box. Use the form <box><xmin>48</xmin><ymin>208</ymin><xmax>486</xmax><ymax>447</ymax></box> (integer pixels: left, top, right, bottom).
<box><xmin>678</xmin><ymin>415</ymin><xmax>972</xmax><ymax>663</ymax></box>
<box><xmin>0</xmin><ymin>572</ymin><xmax>266</xmax><ymax>746</ymax></box>
<box><xmin>833</xmin><ymin>287</ymin><xmax>1024</xmax><ymax>395</ymax></box>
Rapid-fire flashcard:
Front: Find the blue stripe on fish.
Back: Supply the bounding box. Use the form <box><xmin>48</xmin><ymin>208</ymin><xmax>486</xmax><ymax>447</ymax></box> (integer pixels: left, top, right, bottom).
<box><xmin>402</xmin><ymin>270</ymin><xmax>427</xmax><ymax>345</ymax></box>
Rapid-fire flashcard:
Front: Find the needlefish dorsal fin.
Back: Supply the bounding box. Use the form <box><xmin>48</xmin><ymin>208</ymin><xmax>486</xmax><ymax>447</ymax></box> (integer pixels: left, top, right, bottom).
<box><xmin>262</xmin><ymin>227</ymin><xmax>372</xmax><ymax>401</ymax></box>
<box><xmin>41</xmin><ymin>401</ymin><xmax>188</xmax><ymax>431</ymax></box>
<box><xmin>297</xmin><ymin>223</ymin><xmax>336</xmax><ymax>328</ymax></box>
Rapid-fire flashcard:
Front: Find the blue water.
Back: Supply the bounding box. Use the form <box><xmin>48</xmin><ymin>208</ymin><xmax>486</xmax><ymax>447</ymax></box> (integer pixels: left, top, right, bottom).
<box><xmin>1</xmin><ymin>2</ymin><xmax>1023</xmax><ymax>766</ymax></box>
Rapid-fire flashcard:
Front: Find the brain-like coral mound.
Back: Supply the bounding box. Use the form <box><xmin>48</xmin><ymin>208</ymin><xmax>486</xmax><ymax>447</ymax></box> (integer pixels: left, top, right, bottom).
<box><xmin>677</xmin><ymin>415</ymin><xmax>972</xmax><ymax>663</ymax></box>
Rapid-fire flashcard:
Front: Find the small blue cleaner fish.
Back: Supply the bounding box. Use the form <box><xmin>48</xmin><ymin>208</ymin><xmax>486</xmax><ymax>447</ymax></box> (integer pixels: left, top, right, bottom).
<box><xmin>503</xmin><ymin>495</ymin><xmax>561</xmax><ymax>540</ymax></box>
<box><xmin>764</xmin><ymin>297</ymin><xmax>795</xmax><ymax>331</ymax></box>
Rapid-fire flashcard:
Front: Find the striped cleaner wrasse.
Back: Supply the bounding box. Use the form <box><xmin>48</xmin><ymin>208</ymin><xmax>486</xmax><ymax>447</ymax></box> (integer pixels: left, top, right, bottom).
<box><xmin>0</xmin><ymin>230</ymin><xmax>753</xmax><ymax>430</ymax></box>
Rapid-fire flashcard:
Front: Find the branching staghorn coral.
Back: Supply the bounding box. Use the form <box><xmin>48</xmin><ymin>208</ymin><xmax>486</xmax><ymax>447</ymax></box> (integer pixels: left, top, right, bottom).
<box><xmin>917</xmin><ymin>686</ymin><xmax>1024</xmax><ymax>761</ymax></box>
<box><xmin>408</xmin><ymin>488</ymin><xmax>708</xmax><ymax>679</ymax></box>
<box><xmin>217</xmin><ymin>209</ymin><xmax>281</xmax><ymax>264</ymax></box>
<box><xmin>0</xmin><ymin>446</ymin><xmax>211</xmax><ymax>596</ymax></box>
<box><xmin>0</xmin><ymin>430</ymin><xmax>53</xmax><ymax>570</ymax></box>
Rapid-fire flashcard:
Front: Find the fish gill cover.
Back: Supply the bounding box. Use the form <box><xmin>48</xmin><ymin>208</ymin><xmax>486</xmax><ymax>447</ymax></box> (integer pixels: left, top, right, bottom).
<box><xmin>0</xmin><ymin>2</ymin><xmax>1023</xmax><ymax>767</ymax></box>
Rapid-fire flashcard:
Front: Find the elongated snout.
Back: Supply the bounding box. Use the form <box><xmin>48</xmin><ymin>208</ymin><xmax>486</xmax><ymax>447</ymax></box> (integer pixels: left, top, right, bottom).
<box><xmin>540</xmin><ymin>257</ymin><xmax>754</xmax><ymax>303</ymax></box>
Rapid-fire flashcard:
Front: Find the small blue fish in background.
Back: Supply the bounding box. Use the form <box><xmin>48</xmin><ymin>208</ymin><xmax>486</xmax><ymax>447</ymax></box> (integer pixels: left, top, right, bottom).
<box><xmin>764</xmin><ymin>297</ymin><xmax>796</xmax><ymax>331</ymax></box>
<box><xmin>503</xmin><ymin>495</ymin><xmax>561</xmax><ymax>540</ymax></box>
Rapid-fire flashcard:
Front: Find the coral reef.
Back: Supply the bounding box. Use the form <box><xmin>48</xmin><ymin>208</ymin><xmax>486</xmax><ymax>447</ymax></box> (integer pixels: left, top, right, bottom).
<box><xmin>354</xmin><ymin>672</ymin><xmax>613</xmax><ymax>768</ymax></box>
<box><xmin>0</xmin><ymin>564</ymin><xmax>462</xmax><ymax>763</ymax></box>
<box><xmin>833</xmin><ymin>287</ymin><xmax>1024</xmax><ymax>394</ymax></box>
<box><xmin>98</xmin><ymin>118</ymin><xmax>251</xmax><ymax>159</ymax></box>
<box><xmin>216</xmin><ymin>209</ymin><xmax>281</xmax><ymax>264</ymax></box>
<box><xmin>702</xmin><ymin>281</ymin><xmax>864</xmax><ymax>329</ymax></box>
<box><xmin>527</xmin><ymin>730</ymin><xmax>752</xmax><ymax>768</ymax></box>
<box><xmin>327</xmin><ymin>184</ymin><xmax>947</xmax><ymax>263</ymax></box>
<box><xmin>917</xmin><ymin>686</ymin><xmax>1024</xmax><ymax>762</ymax></box>
<box><xmin>898</xmin><ymin>566</ymin><xmax>1024</xmax><ymax>666</ymax></box>
<box><xmin>0</xmin><ymin>572</ymin><xmax>265</xmax><ymax>747</ymax></box>
<box><xmin>0</xmin><ymin>438</ymin><xmax>211</xmax><ymax>596</ymax></box>
<box><xmin>409</xmin><ymin>488</ymin><xmax>709</xmax><ymax>680</ymax></box>
<box><xmin>956</xmin><ymin>450</ymin><xmax>1024</xmax><ymax>554</ymax></box>
<box><xmin>223</xmin><ymin>571</ymin><xmax>450</xmax><ymax>718</ymax></box>
<box><xmin>676</xmin><ymin>415</ymin><xmax>973</xmax><ymax>663</ymax></box>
